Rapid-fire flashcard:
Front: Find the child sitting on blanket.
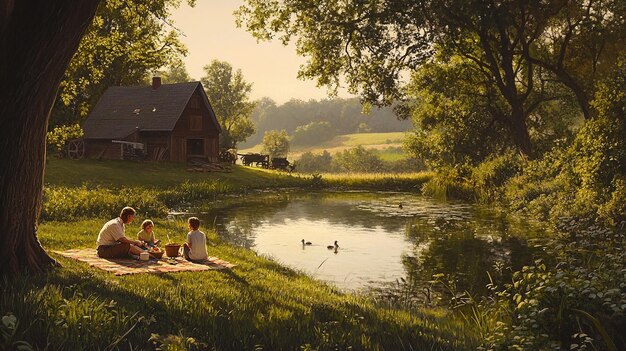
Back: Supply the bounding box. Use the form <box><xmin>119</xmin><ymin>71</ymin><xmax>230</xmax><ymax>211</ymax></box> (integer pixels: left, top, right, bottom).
<box><xmin>137</xmin><ymin>219</ymin><xmax>160</xmax><ymax>248</ymax></box>
<box><xmin>183</xmin><ymin>217</ymin><xmax>208</xmax><ymax>262</ymax></box>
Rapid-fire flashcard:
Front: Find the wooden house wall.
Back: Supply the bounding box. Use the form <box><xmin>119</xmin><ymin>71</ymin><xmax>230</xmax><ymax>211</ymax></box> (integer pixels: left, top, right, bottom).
<box><xmin>170</xmin><ymin>88</ymin><xmax>220</xmax><ymax>162</ymax></box>
<box><xmin>84</xmin><ymin>86</ymin><xmax>220</xmax><ymax>163</ymax></box>
<box><xmin>84</xmin><ymin>131</ymin><xmax>139</xmax><ymax>160</ymax></box>
<box><xmin>84</xmin><ymin>139</ymin><xmax>123</xmax><ymax>159</ymax></box>
<box><xmin>139</xmin><ymin>131</ymin><xmax>170</xmax><ymax>161</ymax></box>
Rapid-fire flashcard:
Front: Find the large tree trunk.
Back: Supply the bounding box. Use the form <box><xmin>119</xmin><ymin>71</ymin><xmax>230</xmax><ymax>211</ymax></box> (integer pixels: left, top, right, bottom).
<box><xmin>0</xmin><ymin>0</ymin><xmax>101</xmax><ymax>278</ymax></box>
<box><xmin>509</xmin><ymin>108</ymin><xmax>534</xmax><ymax>159</ymax></box>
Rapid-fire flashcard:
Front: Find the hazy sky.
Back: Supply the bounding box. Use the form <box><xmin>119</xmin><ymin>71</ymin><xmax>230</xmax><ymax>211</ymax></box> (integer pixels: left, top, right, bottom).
<box><xmin>171</xmin><ymin>1</ymin><xmax>353</xmax><ymax>104</ymax></box>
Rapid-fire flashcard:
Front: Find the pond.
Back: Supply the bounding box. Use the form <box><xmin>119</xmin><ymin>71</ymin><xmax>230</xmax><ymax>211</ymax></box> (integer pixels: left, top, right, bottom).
<box><xmin>193</xmin><ymin>191</ymin><xmax>545</xmax><ymax>299</ymax></box>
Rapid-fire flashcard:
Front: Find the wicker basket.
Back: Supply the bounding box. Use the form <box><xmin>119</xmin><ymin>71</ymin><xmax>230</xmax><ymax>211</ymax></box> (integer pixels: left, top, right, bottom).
<box><xmin>165</xmin><ymin>244</ymin><xmax>180</xmax><ymax>258</ymax></box>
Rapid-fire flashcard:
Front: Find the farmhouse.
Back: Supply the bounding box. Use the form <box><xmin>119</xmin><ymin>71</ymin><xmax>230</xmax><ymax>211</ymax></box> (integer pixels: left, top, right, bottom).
<box><xmin>82</xmin><ymin>77</ymin><xmax>221</xmax><ymax>162</ymax></box>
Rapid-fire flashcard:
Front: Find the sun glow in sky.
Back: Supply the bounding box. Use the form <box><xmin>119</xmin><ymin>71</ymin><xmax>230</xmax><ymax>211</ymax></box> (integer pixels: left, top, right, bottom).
<box><xmin>171</xmin><ymin>0</ymin><xmax>353</xmax><ymax>104</ymax></box>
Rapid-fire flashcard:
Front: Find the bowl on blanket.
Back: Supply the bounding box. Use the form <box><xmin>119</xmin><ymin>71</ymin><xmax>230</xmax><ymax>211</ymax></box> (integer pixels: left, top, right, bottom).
<box><xmin>149</xmin><ymin>251</ymin><xmax>164</xmax><ymax>259</ymax></box>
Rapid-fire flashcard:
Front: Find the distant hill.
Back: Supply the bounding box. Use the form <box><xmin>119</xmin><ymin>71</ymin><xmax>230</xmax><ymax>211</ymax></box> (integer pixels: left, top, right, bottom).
<box><xmin>241</xmin><ymin>97</ymin><xmax>411</xmax><ymax>148</ymax></box>
<box><xmin>239</xmin><ymin>132</ymin><xmax>407</xmax><ymax>161</ymax></box>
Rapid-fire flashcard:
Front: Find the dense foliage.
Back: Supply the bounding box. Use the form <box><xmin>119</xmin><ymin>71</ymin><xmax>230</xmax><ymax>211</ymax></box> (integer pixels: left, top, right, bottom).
<box><xmin>237</xmin><ymin>1</ymin><xmax>625</xmax><ymax>348</ymax></box>
<box><xmin>46</xmin><ymin>124</ymin><xmax>84</xmax><ymax>158</ymax></box>
<box><xmin>505</xmin><ymin>58</ymin><xmax>626</xmax><ymax>227</ymax></box>
<box><xmin>50</xmin><ymin>0</ymin><xmax>190</xmax><ymax>128</ymax></box>
<box><xmin>243</xmin><ymin>98</ymin><xmax>411</xmax><ymax>147</ymax></box>
<box><xmin>483</xmin><ymin>221</ymin><xmax>626</xmax><ymax>350</ymax></box>
<box><xmin>261</xmin><ymin>130</ymin><xmax>290</xmax><ymax>158</ymax></box>
<box><xmin>296</xmin><ymin>148</ymin><xmax>425</xmax><ymax>174</ymax></box>
<box><xmin>201</xmin><ymin>60</ymin><xmax>256</xmax><ymax>149</ymax></box>
<box><xmin>238</xmin><ymin>0</ymin><xmax>623</xmax><ymax>157</ymax></box>
<box><xmin>291</xmin><ymin>121</ymin><xmax>336</xmax><ymax>146</ymax></box>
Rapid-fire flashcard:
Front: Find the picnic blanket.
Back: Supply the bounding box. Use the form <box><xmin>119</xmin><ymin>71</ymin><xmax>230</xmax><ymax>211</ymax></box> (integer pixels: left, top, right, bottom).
<box><xmin>54</xmin><ymin>249</ymin><xmax>236</xmax><ymax>276</ymax></box>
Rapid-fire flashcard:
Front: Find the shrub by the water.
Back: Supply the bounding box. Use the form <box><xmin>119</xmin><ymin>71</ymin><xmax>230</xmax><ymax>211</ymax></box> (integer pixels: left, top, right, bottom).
<box><xmin>481</xmin><ymin>220</ymin><xmax>626</xmax><ymax>350</ymax></box>
<box><xmin>504</xmin><ymin>116</ymin><xmax>626</xmax><ymax>227</ymax></box>
<box><xmin>421</xmin><ymin>166</ymin><xmax>476</xmax><ymax>201</ymax></box>
<box><xmin>471</xmin><ymin>150</ymin><xmax>523</xmax><ymax>202</ymax></box>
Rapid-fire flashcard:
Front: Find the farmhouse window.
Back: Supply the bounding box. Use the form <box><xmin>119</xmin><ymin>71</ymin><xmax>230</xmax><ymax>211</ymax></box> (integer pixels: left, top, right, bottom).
<box><xmin>189</xmin><ymin>115</ymin><xmax>202</xmax><ymax>131</ymax></box>
<box><xmin>187</xmin><ymin>139</ymin><xmax>204</xmax><ymax>156</ymax></box>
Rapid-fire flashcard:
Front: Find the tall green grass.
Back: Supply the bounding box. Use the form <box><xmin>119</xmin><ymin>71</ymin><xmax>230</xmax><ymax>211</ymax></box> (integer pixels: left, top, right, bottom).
<box><xmin>0</xmin><ymin>220</ymin><xmax>477</xmax><ymax>350</ymax></box>
<box><xmin>321</xmin><ymin>172</ymin><xmax>432</xmax><ymax>191</ymax></box>
<box><xmin>41</xmin><ymin>159</ymin><xmax>433</xmax><ymax>222</ymax></box>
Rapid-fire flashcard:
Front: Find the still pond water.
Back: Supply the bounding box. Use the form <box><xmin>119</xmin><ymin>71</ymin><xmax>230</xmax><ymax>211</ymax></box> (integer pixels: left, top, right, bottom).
<box><xmin>195</xmin><ymin>191</ymin><xmax>544</xmax><ymax>296</ymax></box>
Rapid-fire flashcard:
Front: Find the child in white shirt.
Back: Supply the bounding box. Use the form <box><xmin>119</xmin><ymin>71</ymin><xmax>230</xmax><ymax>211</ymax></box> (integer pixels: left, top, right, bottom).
<box><xmin>183</xmin><ymin>217</ymin><xmax>208</xmax><ymax>262</ymax></box>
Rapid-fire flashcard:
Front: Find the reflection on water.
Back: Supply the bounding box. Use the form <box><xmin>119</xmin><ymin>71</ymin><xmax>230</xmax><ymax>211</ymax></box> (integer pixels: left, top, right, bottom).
<box><xmin>195</xmin><ymin>191</ymin><xmax>544</xmax><ymax>296</ymax></box>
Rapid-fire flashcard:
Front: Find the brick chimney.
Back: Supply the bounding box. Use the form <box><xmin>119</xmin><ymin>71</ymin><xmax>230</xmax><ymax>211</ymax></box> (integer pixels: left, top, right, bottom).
<box><xmin>152</xmin><ymin>76</ymin><xmax>162</xmax><ymax>90</ymax></box>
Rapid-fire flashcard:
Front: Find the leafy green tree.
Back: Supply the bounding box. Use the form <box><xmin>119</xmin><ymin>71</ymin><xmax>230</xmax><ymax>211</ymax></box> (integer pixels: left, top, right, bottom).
<box><xmin>50</xmin><ymin>0</ymin><xmax>189</xmax><ymax>128</ymax></box>
<box><xmin>262</xmin><ymin>130</ymin><xmax>290</xmax><ymax>158</ymax></box>
<box><xmin>46</xmin><ymin>124</ymin><xmax>84</xmax><ymax>158</ymax></box>
<box><xmin>522</xmin><ymin>0</ymin><xmax>626</xmax><ymax>120</ymax></box>
<box><xmin>404</xmin><ymin>55</ymin><xmax>577</xmax><ymax>168</ymax></box>
<box><xmin>201</xmin><ymin>60</ymin><xmax>256</xmax><ymax>149</ymax></box>
<box><xmin>296</xmin><ymin>151</ymin><xmax>333</xmax><ymax>173</ymax></box>
<box><xmin>237</xmin><ymin>0</ymin><xmax>625</xmax><ymax>157</ymax></box>
<box><xmin>158</xmin><ymin>62</ymin><xmax>192</xmax><ymax>84</ymax></box>
<box><xmin>403</xmin><ymin>60</ymin><xmax>507</xmax><ymax>169</ymax></box>
<box><xmin>333</xmin><ymin>146</ymin><xmax>384</xmax><ymax>173</ymax></box>
<box><xmin>291</xmin><ymin>121</ymin><xmax>335</xmax><ymax>146</ymax></box>
<box><xmin>357</xmin><ymin>122</ymin><xmax>371</xmax><ymax>133</ymax></box>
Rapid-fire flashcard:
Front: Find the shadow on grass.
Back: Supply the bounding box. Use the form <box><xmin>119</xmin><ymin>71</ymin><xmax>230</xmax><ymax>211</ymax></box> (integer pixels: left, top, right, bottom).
<box><xmin>2</xmin><ymin>245</ymin><xmax>475</xmax><ymax>350</ymax></box>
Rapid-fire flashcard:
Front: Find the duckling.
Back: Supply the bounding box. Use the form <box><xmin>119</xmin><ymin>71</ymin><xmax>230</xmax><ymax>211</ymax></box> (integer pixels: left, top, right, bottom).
<box><xmin>327</xmin><ymin>240</ymin><xmax>338</xmax><ymax>249</ymax></box>
<box><xmin>301</xmin><ymin>239</ymin><xmax>312</xmax><ymax>245</ymax></box>
<box><xmin>398</xmin><ymin>203</ymin><xmax>403</xmax><ymax>209</ymax></box>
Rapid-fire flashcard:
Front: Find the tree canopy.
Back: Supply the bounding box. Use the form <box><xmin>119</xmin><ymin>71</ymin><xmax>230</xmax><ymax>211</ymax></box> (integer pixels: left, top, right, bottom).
<box><xmin>157</xmin><ymin>62</ymin><xmax>192</xmax><ymax>84</ymax></box>
<box><xmin>262</xmin><ymin>129</ymin><xmax>290</xmax><ymax>158</ymax></box>
<box><xmin>201</xmin><ymin>60</ymin><xmax>256</xmax><ymax>149</ymax></box>
<box><xmin>245</xmin><ymin>97</ymin><xmax>410</xmax><ymax>147</ymax></box>
<box><xmin>50</xmin><ymin>0</ymin><xmax>189</xmax><ymax>127</ymax></box>
<box><xmin>237</xmin><ymin>0</ymin><xmax>625</xmax><ymax>157</ymax></box>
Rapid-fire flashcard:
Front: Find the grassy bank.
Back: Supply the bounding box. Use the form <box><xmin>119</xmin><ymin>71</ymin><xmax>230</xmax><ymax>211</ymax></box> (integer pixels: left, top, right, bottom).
<box><xmin>1</xmin><ymin>219</ymin><xmax>473</xmax><ymax>350</ymax></box>
<box><xmin>44</xmin><ymin>159</ymin><xmax>305</xmax><ymax>188</ymax></box>
<box><xmin>0</xmin><ymin>218</ymin><xmax>471</xmax><ymax>350</ymax></box>
<box><xmin>0</xmin><ymin>159</ymin><xmax>469</xmax><ymax>350</ymax></box>
<box><xmin>41</xmin><ymin>159</ymin><xmax>431</xmax><ymax>222</ymax></box>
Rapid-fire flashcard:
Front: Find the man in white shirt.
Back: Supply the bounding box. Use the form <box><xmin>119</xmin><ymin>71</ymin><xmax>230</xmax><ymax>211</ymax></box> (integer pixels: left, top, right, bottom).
<box><xmin>96</xmin><ymin>207</ymin><xmax>145</xmax><ymax>258</ymax></box>
<box><xmin>183</xmin><ymin>217</ymin><xmax>208</xmax><ymax>262</ymax></box>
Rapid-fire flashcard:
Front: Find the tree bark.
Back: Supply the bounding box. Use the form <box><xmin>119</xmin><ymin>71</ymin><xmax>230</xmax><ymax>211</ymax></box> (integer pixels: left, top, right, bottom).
<box><xmin>509</xmin><ymin>108</ymin><xmax>534</xmax><ymax>159</ymax></box>
<box><xmin>0</xmin><ymin>0</ymin><xmax>101</xmax><ymax>278</ymax></box>
<box><xmin>526</xmin><ymin>56</ymin><xmax>593</xmax><ymax>120</ymax></box>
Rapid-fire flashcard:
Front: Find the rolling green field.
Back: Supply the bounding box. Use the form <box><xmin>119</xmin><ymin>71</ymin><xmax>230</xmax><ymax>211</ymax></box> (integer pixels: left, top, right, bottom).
<box><xmin>329</xmin><ymin>132</ymin><xmax>405</xmax><ymax>147</ymax></box>
<box><xmin>239</xmin><ymin>132</ymin><xmax>408</xmax><ymax>161</ymax></box>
